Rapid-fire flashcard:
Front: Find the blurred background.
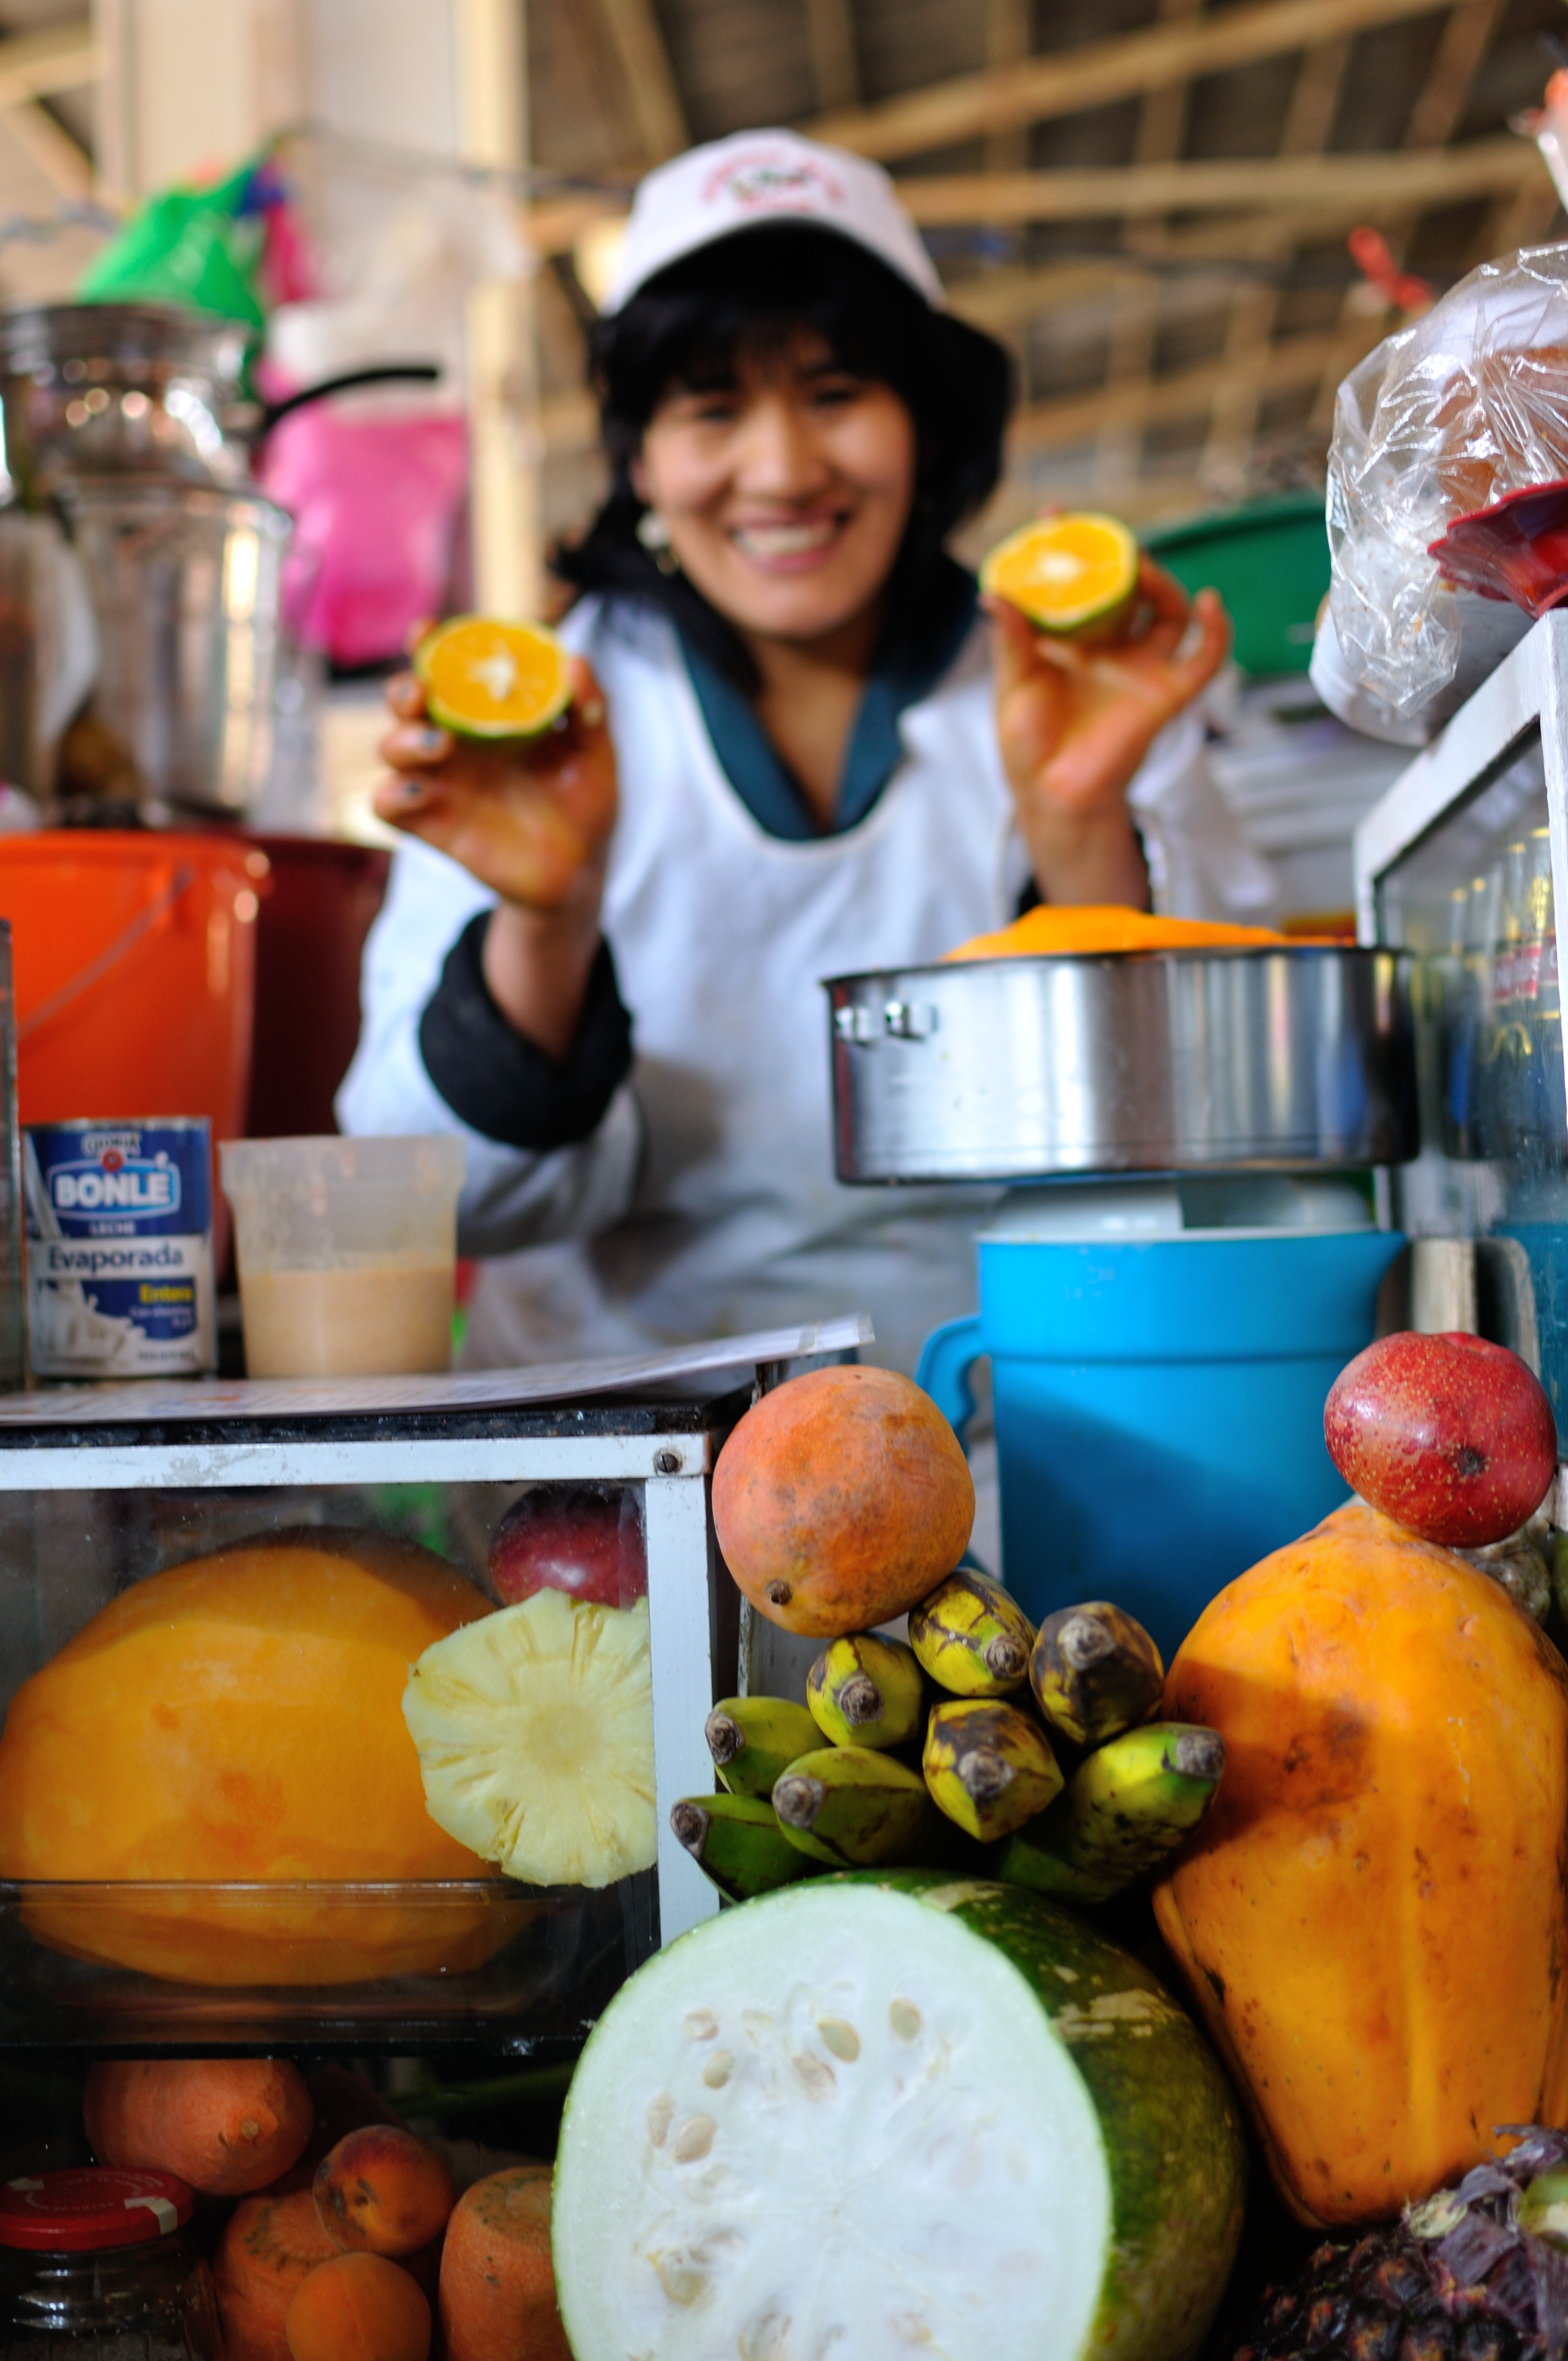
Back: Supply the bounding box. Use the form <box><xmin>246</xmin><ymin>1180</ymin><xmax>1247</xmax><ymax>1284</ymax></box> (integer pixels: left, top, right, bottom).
<box><xmin>0</xmin><ymin>0</ymin><xmax>1556</xmax><ymax>574</ymax></box>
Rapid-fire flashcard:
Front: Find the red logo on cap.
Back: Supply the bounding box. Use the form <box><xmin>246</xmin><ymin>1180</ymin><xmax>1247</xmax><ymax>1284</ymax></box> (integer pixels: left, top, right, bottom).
<box><xmin>701</xmin><ymin>147</ymin><xmax>847</xmax><ymax>215</ymax></box>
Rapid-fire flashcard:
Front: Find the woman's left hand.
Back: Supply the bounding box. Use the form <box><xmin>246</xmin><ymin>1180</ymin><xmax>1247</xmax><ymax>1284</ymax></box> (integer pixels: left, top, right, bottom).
<box><xmin>987</xmin><ymin>554</ymin><xmax>1232</xmax><ymax>909</ymax></box>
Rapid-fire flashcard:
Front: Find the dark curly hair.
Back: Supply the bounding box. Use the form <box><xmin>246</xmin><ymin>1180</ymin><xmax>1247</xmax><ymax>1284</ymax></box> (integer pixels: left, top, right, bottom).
<box><xmin>552</xmin><ymin>222</ymin><xmax>1014</xmax><ymax>692</ymax></box>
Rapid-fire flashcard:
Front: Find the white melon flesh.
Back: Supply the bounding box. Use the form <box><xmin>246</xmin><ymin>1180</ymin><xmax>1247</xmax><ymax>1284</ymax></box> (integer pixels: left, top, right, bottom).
<box><xmin>553</xmin><ymin>1883</ymin><xmax>1112</xmax><ymax>2361</ymax></box>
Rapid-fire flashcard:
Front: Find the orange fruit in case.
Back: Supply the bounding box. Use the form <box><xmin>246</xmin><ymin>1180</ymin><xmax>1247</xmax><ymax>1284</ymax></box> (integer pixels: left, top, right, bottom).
<box><xmin>944</xmin><ymin>904</ymin><xmax>1289</xmax><ymax>961</ymax></box>
<box><xmin>979</xmin><ymin>512</ymin><xmax>1140</xmax><ymax>637</ymax></box>
<box><xmin>414</xmin><ymin>616</ymin><xmax>573</xmax><ymax>738</ymax></box>
<box><xmin>0</xmin><ymin>1530</ymin><xmax>510</xmax><ymax>1985</ymax></box>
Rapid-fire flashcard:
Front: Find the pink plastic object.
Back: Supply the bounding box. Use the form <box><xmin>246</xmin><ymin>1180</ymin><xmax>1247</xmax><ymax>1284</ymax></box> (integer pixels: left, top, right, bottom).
<box><xmin>258</xmin><ymin>406</ymin><xmax>469</xmax><ymax>668</ymax></box>
<box><xmin>1429</xmin><ymin>477</ymin><xmax>1568</xmax><ymax>617</ymax></box>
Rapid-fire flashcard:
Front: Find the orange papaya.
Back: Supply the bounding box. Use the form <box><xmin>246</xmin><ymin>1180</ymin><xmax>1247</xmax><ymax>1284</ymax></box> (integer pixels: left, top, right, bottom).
<box><xmin>1153</xmin><ymin>1499</ymin><xmax>1568</xmax><ymax>2227</ymax></box>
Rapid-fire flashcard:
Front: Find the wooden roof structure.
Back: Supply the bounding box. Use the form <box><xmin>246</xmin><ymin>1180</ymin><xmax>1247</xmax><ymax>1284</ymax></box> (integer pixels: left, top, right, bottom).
<box><xmin>524</xmin><ymin>0</ymin><xmax>1568</xmax><ymax>555</ymax></box>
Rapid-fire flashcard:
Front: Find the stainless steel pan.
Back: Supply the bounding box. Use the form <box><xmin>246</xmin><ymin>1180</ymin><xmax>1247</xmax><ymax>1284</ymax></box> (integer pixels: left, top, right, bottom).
<box><xmin>825</xmin><ymin>945</ymin><xmax>1415</xmax><ymax>1183</ymax></box>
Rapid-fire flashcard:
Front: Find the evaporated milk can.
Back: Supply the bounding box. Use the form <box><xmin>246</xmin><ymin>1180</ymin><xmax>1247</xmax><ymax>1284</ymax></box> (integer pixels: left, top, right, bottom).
<box><xmin>23</xmin><ymin>1118</ymin><xmax>216</xmax><ymax>1377</ymax></box>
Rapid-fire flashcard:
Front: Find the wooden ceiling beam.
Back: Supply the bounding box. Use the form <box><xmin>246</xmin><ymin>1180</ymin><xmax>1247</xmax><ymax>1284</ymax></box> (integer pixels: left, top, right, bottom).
<box><xmin>592</xmin><ymin>0</ymin><xmax>687</xmax><ymax>165</ymax></box>
<box><xmin>0</xmin><ymin>20</ymin><xmax>96</xmax><ymax>108</ymax></box>
<box><xmin>806</xmin><ymin>0</ymin><xmax>1449</xmax><ymax>164</ymax></box>
<box><xmin>803</xmin><ymin>0</ymin><xmax>861</xmax><ymax>112</ymax></box>
<box><xmin>1309</xmin><ymin>0</ymin><xmax>1508</xmax><ymax>432</ymax></box>
<box><xmin>897</xmin><ymin>136</ymin><xmax>1539</xmax><ymax>224</ymax></box>
<box><xmin>0</xmin><ymin>100</ymin><xmax>92</xmax><ymax>199</ymax></box>
<box><xmin>1200</xmin><ymin>35</ymin><xmax>1351</xmax><ymax>490</ymax></box>
<box><xmin>1010</xmin><ymin>322</ymin><xmax>1381</xmax><ymax>451</ymax></box>
<box><xmin>984</xmin><ymin>0</ymin><xmax>1031</xmax><ymax>175</ymax></box>
<box><xmin>1404</xmin><ymin>0</ymin><xmax>1504</xmax><ymax>149</ymax></box>
<box><xmin>1095</xmin><ymin>0</ymin><xmax>1206</xmax><ymax>489</ymax></box>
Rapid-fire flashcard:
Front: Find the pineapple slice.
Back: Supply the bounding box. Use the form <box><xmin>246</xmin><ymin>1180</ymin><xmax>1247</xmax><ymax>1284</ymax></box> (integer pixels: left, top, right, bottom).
<box><xmin>401</xmin><ymin>1590</ymin><xmax>657</xmax><ymax>1889</ymax></box>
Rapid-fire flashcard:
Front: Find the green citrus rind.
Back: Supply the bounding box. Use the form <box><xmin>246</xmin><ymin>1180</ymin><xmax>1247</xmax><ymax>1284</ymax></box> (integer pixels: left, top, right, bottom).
<box><xmin>981</xmin><ymin>512</ymin><xmax>1140</xmax><ymax>639</ymax></box>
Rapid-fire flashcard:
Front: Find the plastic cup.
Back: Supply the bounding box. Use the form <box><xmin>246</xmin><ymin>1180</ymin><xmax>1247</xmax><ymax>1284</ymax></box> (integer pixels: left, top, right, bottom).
<box><xmin>219</xmin><ymin>1135</ymin><xmax>465</xmax><ymax>1379</ymax></box>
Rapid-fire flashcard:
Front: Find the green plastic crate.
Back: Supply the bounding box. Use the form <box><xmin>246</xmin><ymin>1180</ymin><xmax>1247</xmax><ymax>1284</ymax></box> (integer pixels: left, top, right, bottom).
<box><xmin>1142</xmin><ymin>491</ymin><xmax>1329</xmax><ymax>677</ymax></box>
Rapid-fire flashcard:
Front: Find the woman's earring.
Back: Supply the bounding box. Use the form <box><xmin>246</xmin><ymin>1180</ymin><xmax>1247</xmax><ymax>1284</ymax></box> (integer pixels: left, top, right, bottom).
<box><xmin>636</xmin><ymin>509</ymin><xmax>680</xmax><ymax>575</ymax></box>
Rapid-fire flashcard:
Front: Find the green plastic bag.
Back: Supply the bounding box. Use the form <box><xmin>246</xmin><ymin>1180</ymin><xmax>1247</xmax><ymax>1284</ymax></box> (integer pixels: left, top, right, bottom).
<box><xmin>77</xmin><ymin>157</ymin><xmax>266</xmax><ymax>327</ymax></box>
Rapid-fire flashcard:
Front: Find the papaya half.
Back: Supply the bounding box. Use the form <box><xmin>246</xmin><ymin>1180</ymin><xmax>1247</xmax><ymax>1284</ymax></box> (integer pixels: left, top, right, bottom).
<box><xmin>1152</xmin><ymin>1500</ymin><xmax>1568</xmax><ymax>2226</ymax></box>
<box><xmin>0</xmin><ymin>1529</ymin><xmax>513</xmax><ymax>1985</ymax></box>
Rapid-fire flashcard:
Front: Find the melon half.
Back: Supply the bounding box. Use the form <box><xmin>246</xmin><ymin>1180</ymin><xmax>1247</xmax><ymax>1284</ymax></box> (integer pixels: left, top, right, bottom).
<box><xmin>0</xmin><ymin>1530</ymin><xmax>509</xmax><ymax>1985</ymax></box>
<box><xmin>553</xmin><ymin>1873</ymin><xmax>1245</xmax><ymax>2361</ymax></box>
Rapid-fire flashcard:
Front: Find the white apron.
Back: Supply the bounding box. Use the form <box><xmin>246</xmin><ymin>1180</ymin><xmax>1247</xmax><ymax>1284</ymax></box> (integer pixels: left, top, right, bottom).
<box><xmin>339</xmin><ymin>596</ymin><xmax>1271</xmax><ymax>1378</ymax></box>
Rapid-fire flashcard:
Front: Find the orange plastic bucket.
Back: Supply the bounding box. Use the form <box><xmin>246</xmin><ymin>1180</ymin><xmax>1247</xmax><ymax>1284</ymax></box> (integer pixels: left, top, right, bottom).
<box><xmin>0</xmin><ymin>833</ymin><xmax>269</xmax><ymax>1137</ymax></box>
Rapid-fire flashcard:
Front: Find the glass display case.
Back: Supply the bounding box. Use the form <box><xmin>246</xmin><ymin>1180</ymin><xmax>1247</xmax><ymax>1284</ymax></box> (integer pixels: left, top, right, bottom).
<box><xmin>1356</xmin><ymin>613</ymin><xmax>1568</xmax><ymax>1420</ymax></box>
<box><xmin>0</xmin><ymin>1323</ymin><xmax>868</xmax><ymax>2054</ymax></box>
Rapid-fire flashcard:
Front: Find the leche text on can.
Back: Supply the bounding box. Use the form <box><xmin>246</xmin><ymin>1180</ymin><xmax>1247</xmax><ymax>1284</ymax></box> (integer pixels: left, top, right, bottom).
<box><xmin>23</xmin><ymin>1118</ymin><xmax>216</xmax><ymax>1378</ymax></box>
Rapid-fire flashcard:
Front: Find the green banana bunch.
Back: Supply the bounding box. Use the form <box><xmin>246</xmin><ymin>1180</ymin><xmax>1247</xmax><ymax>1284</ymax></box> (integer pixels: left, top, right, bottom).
<box><xmin>909</xmin><ymin>1569</ymin><xmax>1035</xmax><ymax>1696</ymax></box>
<box><xmin>705</xmin><ymin>1696</ymin><xmax>821</xmax><ymax>1798</ymax></box>
<box><xmin>995</xmin><ymin>1721</ymin><xmax>1225</xmax><ymax>1903</ymax></box>
<box><xmin>922</xmin><ymin>1698</ymin><xmax>1063</xmax><ymax>1843</ymax></box>
<box><xmin>1030</xmin><ymin>1601</ymin><xmax>1164</xmax><ymax>1748</ymax></box>
<box><xmin>807</xmin><ymin>1632</ymin><xmax>924</xmax><ymax>1749</ymax></box>
<box><xmin>669</xmin><ymin>1793</ymin><xmax>825</xmax><ymax>1901</ymax></box>
<box><xmin>772</xmin><ymin>1745</ymin><xmax>931</xmax><ymax>1867</ymax></box>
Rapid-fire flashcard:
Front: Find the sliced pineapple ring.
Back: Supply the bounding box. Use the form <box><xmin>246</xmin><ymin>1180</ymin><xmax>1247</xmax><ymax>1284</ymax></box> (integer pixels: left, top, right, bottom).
<box><xmin>402</xmin><ymin>1591</ymin><xmax>656</xmax><ymax>1889</ymax></box>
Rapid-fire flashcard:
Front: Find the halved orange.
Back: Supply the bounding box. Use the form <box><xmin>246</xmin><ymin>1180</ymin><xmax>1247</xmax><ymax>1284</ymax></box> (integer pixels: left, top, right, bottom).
<box><xmin>980</xmin><ymin>512</ymin><xmax>1140</xmax><ymax>637</ymax></box>
<box><xmin>415</xmin><ymin>616</ymin><xmax>573</xmax><ymax>739</ymax></box>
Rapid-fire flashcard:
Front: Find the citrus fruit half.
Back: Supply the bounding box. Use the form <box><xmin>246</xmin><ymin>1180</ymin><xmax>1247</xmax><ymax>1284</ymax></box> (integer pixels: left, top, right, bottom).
<box><xmin>415</xmin><ymin>617</ymin><xmax>573</xmax><ymax>739</ymax></box>
<box><xmin>945</xmin><ymin>905</ymin><xmax>1288</xmax><ymax>960</ymax></box>
<box><xmin>981</xmin><ymin>513</ymin><xmax>1140</xmax><ymax>637</ymax></box>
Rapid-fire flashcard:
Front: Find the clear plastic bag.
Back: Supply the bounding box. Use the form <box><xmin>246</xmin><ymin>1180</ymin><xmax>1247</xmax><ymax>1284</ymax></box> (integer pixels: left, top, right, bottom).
<box><xmin>1325</xmin><ymin>243</ymin><xmax>1568</xmax><ymax>726</ymax></box>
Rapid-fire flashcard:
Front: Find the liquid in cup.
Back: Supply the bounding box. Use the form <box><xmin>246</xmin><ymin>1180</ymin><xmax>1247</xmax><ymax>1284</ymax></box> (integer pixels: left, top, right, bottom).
<box><xmin>220</xmin><ymin>1135</ymin><xmax>465</xmax><ymax>1380</ymax></box>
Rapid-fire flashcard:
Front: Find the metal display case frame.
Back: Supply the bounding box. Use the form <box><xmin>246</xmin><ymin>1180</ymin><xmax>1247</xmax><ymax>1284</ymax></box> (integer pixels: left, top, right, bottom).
<box><xmin>1354</xmin><ymin>612</ymin><xmax>1568</xmax><ymax>1411</ymax></box>
<box><xmin>0</xmin><ymin>1395</ymin><xmax>729</xmax><ymax>1962</ymax></box>
<box><xmin>1356</xmin><ymin>611</ymin><xmax>1568</xmax><ymax>1041</ymax></box>
<box><xmin>0</xmin><ymin>1316</ymin><xmax>869</xmax><ymax>2051</ymax></box>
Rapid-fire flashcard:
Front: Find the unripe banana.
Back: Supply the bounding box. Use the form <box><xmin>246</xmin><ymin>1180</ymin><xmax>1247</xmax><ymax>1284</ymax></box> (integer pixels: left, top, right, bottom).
<box><xmin>705</xmin><ymin>1696</ymin><xmax>821</xmax><ymax>1798</ymax></box>
<box><xmin>1516</xmin><ymin>2168</ymin><xmax>1568</xmax><ymax>2245</ymax></box>
<box><xmin>995</xmin><ymin>1721</ymin><xmax>1224</xmax><ymax>1903</ymax></box>
<box><xmin>908</xmin><ymin>1569</ymin><xmax>1035</xmax><ymax>1697</ymax></box>
<box><xmin>772</xmin><ymin>1745</ymin><xmax>931</xmax><ymax>1867</ymax></box>
<box><xmin>807</xmin><ymin>1633</ymin><xmax>925</xmax><ymax>1749</ymax></box>
<box><xmin>669</xmin><ymin>1792</ymin><xmax>825</xmax><ymax>1901</ymax></box>
<box><xmin>1029</xmin><ymin>1601</ymin><xmax>1163</xmax><ymax>1748</ymax></box>
<box><xmin>921</xmin><ymin>1698</ymin><xmax>1063</xmax><ymax>1842</ymax></box>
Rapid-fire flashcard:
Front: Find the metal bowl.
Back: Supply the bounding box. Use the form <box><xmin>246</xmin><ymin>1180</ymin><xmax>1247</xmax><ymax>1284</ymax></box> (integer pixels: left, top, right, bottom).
<box><xmin>825</xmin><ymin>945</ymin><xmax>1415</xmax><ymax>1183</ymax></box>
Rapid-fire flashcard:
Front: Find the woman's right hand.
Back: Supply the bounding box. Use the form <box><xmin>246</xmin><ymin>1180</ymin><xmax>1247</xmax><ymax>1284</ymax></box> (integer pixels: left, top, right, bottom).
<box><xmin>374</xmin><ymin>652</ymin><xmax>618</xmax><ymax>914</ymax></box>
<box><xmin>374</xmin><ymin>652</ymin><xmax>619</xmax><ymax>1062</ymax></box>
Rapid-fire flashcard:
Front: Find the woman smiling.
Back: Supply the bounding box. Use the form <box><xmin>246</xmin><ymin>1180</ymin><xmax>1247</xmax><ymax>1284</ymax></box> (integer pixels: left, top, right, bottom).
<box><xmin>339</xmin><ymin>129</ymin><xmax>1262</xmax><ymax>1377</ymax></box>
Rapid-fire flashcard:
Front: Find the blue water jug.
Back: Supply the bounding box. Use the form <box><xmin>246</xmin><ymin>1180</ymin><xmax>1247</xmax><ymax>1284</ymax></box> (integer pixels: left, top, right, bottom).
<box><xmin>918</xmin><ymin>1220</ymin><xmax>1405</xmax><ymax>1661</ymax></box>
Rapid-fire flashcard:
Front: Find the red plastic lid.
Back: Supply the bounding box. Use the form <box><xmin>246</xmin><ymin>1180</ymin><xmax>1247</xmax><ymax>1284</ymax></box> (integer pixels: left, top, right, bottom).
<box><xmin>0</xmin><ymin>2168</ymin><xmax>193</xmax><ymax>2251</ymax></box>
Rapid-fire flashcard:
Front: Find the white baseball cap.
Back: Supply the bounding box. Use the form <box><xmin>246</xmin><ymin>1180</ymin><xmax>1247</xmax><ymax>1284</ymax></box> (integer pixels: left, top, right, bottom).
<box><xmin>600</xmin><ymin>128</ymin><xmax>944</xmax><ymax>315</ymax></box>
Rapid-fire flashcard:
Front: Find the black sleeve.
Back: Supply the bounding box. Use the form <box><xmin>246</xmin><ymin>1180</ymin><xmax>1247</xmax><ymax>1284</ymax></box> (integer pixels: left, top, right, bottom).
<box><xmin>417</xmin><ymin>912</ymin><xmax>634</xmax><ymax>1152</ymax></box>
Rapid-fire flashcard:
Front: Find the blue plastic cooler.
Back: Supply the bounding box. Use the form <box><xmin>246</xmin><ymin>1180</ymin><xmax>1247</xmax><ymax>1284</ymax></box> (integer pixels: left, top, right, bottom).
<box><xmin>918</xmin><ymin>1223</ymin><xmax>1404</xmax><ymax>1662</ymax></box>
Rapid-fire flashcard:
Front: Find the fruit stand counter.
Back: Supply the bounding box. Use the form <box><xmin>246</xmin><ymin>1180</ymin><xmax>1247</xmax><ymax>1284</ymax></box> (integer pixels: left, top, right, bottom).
<box><xmin>0</xmin><ymin>1321</ymin><xmax>864</xmax><ymax>2053</ymax></box>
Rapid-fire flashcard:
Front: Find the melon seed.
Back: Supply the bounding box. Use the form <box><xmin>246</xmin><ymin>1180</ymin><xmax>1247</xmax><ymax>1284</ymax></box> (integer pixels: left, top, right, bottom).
<box><xmin>684</xmin><ymin>2008</ymin><xmax>718</xmax><ymax>2041</ymax></box>
<box><xmin>793</xmin><ymin>2052</ymin><xmax>835</xmax><ymax>2101</ymax></box>
<box><xmin>672</xmin><ymin>2114</ymin><xmax>717</xmax><ymax>2162</ymax></box>
<box><xmin>646</xmin><ymin>2095</ymin><xmax>674</xmax><ymax>2147</ymax></box>
<box><xmin>655</xmin><ymin>2257</ymin><xmax>709</xmax><ymax>2306</ymax></box>
<box><xmin>889</xmin><ymin>1999</ymin><xmax>922</xmax><ymax>2041</ymax></box>
<box><xmin>818</xmin><ymin>2017</ymin><xmax>860</xmax><ymax>2061</ymax></box>
<box><xmin>702</xmin><ymin>2050</ymin><xmax>734</xmax><ymax>2089</ymax></box>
